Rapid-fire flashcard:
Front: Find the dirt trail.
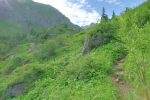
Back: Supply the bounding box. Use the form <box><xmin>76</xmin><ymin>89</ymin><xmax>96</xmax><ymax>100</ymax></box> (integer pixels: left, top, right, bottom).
<box><xmin>111</xmin><ymin>57</ymin><xmax>148</xmax><ymax>100</ymax></box>
<box><xmin>111</xmin><ymin>57</ymin><xmax>131</xmax><ymax>100</ymax></box>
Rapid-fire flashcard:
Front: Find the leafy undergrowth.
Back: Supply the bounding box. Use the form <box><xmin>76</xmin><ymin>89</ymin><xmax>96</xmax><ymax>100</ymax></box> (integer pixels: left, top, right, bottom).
<box><xmin>1</xmin><ymin>1</ymin><xmax>150</xmax><ymax>100</ymax></box>
<box><xmin>0</xmin><ymin>27</ymin><xmax>125</xmax><ymax>99</ymax></box>
<box><xmin>116</xmin><ymin>1</ymin><xmax>150</xmax><ymax>99</ymax></box>
<box><xmin>13</xmin><ymin>43</ymin><xmax>124</xmax><ymax>100</ymax></box>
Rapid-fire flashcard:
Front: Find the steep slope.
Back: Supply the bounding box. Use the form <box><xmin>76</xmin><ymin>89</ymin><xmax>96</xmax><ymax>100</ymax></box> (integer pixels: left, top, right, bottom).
<box><xmin>116</xmin><ymin>1</ymin><xmax>150</xmax><ymax>99</ymax></box>
<box><xmin>0</xmin><ymin>0</ymin><xmax>80</xmax><ymax>58</ymax></box>
<box><xmin>0</xmin><ymin>0</ymin><xmax>150</xmax><ymax>100</ymax></box>
<box><xmin>0</xmin><ymin>0</ymin><xmax>80</xmax><ymax>30</ymax></box>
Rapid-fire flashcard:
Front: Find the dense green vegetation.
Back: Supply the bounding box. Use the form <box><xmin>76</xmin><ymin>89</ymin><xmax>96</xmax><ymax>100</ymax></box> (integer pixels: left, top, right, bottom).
<box><xmin>118</xmin><ymin>2</ymin><xmax>150</xmax><ymax>99</ymax></box>
<box><xmin>0</xmin><ymin>0</ymin><xmax>150</xmax><ymax>100</ymax></box>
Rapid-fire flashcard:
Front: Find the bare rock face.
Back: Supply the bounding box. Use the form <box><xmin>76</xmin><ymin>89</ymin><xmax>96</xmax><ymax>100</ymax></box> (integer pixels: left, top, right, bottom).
<box><xmin>0</xmin><ymin>0</ymin><xmax>12</xmax><ymax>8</ymax></box>
<box><xmin>5</xmin><ymin>54</ymin><xmax>16</xmax><ymax>60</ymax></box>
<box><xmin>0</xmin><ymin>0</ymin><xmax>12</xmax><ymax>19</ymax></box>
<box><xmin>82</xmin><ymin>39</ymin><xmax>90</xmax><ymax>55</ymax></box>
<box><xmin>7</xmin><ymin>83</ymin><xmax>26</xmax><ymax>98</ymax></box>
<box><xmin>0</xmin><ymin>0</ymin><xmax>9</xmax><ymax>5</ymax></box>
<box><xmin>82</xmin><ymin>34</ymin><xmax>103</xmax><ymax>55</ymax></box>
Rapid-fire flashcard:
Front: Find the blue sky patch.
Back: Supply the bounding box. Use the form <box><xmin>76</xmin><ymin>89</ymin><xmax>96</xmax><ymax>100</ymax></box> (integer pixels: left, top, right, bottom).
<box><xmin>33</xmin><ymin>0</ymin><xmax>147</xmax><ymax>26</ymax></box>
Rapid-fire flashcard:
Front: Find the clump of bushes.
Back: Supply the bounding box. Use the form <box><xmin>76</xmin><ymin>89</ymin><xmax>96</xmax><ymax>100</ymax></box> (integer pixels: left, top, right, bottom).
<box><xmin>66</xmin><ymin>43</ymin><xmax>125</xmax><ymax>82</ymax></box>
<box><xmin>82</xmin><ymin>19</ymin><xmax>120</xmax><ymax>55</ymax></box>
<box><xmin>34</xmin><ymin>40</ymin><xmax>61</xmax><ymax>62</ymax></box>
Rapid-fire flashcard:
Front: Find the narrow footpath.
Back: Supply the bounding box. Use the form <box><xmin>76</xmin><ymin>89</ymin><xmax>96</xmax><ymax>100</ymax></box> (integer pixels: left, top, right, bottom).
<box><xmin>111</xmin><ymin>57</ymin><xmax>147</xmax><ymax>100</ymax></box>
<box><xmin>111</xmin><ymin>57</ymin><xmax>131</xmax><ymax>100</ymax></box>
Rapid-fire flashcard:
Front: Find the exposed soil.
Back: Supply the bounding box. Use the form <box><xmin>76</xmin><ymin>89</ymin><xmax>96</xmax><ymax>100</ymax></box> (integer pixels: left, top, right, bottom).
<box><xmin>111</xmin><ymin>57</ymin><xmax>148</xmax><ymax>100</ymax></box>
<box><xmin>111</xmin><ymin>57</ymin><xmax>132</xmax><ymax>100</ymax></box>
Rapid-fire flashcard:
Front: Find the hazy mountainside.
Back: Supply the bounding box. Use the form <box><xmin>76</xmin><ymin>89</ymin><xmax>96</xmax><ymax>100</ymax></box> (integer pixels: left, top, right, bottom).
<box><xmin>0</xmin><ymin>0</ymin><xmax>80</xmax><ymax>57</ymax></box>
<box><xmin>0</xmin><ymin>0</ymin><xmax>150</xmax><ymax>100</ymax></box>
<box><xmin>0</xmin><ymin>0</ymin><xmax>80</xmax><ymax>30</ymax></box>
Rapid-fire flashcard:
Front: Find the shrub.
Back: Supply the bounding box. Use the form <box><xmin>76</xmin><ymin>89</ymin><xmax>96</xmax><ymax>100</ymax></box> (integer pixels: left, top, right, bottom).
<box><xmin>34</xmin><ymin>41</ymin><xmax>60</xmax><ymax>62</ymax></box>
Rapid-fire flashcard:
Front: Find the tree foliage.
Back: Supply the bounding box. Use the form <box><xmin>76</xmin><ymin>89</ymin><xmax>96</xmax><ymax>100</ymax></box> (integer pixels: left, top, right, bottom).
<box><xmin>101</xmin><ymin>7</ymin><xmax>108</xmax><ymax>22</ymax></box>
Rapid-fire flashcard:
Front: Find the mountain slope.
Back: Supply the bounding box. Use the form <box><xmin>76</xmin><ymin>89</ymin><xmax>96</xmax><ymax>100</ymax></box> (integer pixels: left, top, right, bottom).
<box><xmin>0</xmin><ymin>0</ymin><xmax>150</xmax><ymax>100</ymax></box>
<box><xmin>0</xmin><ymin>0</ymin><xmax>80</xmax><ymax>58</ymax></box>
<box><xmin>0</xmin><ymin>0</ymin><xmax>80</xmax><ymax>30</ymax></box>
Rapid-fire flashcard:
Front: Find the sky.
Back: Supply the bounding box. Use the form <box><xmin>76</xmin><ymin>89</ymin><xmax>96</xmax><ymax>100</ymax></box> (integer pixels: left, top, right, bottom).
<box><xmin>33</xmin><ymin>0</ymin><xmax>147</xmax><ymax>26</ymax></box>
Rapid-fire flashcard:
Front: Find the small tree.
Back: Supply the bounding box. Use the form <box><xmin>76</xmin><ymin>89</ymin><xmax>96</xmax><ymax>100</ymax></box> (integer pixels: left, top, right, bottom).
<box><xmin>101</xmin><ymin>7</ymin><xmax>108</xmax><ymax>22</ymax></box>
<box><xmin>112</xmin><ymin>10</ymin><xmax>116</xmax><ymax>19</ymax></box>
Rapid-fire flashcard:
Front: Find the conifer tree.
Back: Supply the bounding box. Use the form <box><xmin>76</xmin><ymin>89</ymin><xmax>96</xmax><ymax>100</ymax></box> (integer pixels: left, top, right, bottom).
<box><xmin>112</xmin><ymin>10</ymin><xmax>116</xmax><ymax>18</ymax></box>
<box><xmin>101</xmin><ymin>7</ymin><xmax>108</xmax><ymax>22</ymax></box>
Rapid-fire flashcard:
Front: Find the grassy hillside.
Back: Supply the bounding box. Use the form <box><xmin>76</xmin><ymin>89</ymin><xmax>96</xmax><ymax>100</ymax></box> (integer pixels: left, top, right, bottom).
<box><xmin>0</xmin><ymin>0</ymin><xmax>81</xmax><ymax>58</ymax></box>
<box><xmin>0</xmin><ymin>0</ymin><xmax>150</xmax><ymax>100</ymax></box>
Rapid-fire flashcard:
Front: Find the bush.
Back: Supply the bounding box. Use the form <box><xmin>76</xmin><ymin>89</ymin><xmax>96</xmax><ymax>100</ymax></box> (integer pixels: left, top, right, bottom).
<box><xmin>82</xmin><ymin>20</ymin><xmax>120</xmax><ymax>55</ymax></box>
<box><xmin>34</xmin><ymin>41</ymin><xmax>60</xmax><ymax>62</ymax></box>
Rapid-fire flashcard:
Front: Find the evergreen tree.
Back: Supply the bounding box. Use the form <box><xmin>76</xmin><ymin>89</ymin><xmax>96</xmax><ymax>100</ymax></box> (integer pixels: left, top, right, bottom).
<box><xmin>102</xmin><ymin>7</ymin><xmax>106</xmax><ymax>17</ymax></box>
<box><xmin>125</xmin><ymin>7</ymin><xmax>132</xmax><ymax>12</ymax></box>
<box><xmin>101</xmin><ymin>7</ymin><xmax>108</xmax><ymax>22</ymax></box>
<box><xmin>112</xmin><ymin>10</ymin><xmax>116</xmax><ymax>18</ymax></box>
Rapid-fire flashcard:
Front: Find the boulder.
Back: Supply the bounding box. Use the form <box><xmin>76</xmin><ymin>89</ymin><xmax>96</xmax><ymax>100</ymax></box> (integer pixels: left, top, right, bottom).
<box><xmin>7</xmin><ymin>83</ymin><xmax>26</xmax><ymax>98</ymax></box>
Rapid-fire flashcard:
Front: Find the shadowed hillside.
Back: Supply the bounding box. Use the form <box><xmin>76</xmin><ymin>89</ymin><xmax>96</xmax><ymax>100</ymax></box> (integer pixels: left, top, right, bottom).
<box><xmin>0</xmin><ymin>0</ymin><xmax>80</xmax><ymax>30</ymax></box>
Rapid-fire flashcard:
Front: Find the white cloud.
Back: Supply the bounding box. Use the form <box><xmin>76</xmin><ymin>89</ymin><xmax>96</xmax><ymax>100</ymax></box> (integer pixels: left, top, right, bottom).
<box><xmin>32</xmin><ymin>0</ymin><xmax>100</xmax><ymax>26</ymax></box>
<box><xmin>98</xmin><ymin>0</ymin><xmax>122</xmax><ymax>5</ymax></box>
